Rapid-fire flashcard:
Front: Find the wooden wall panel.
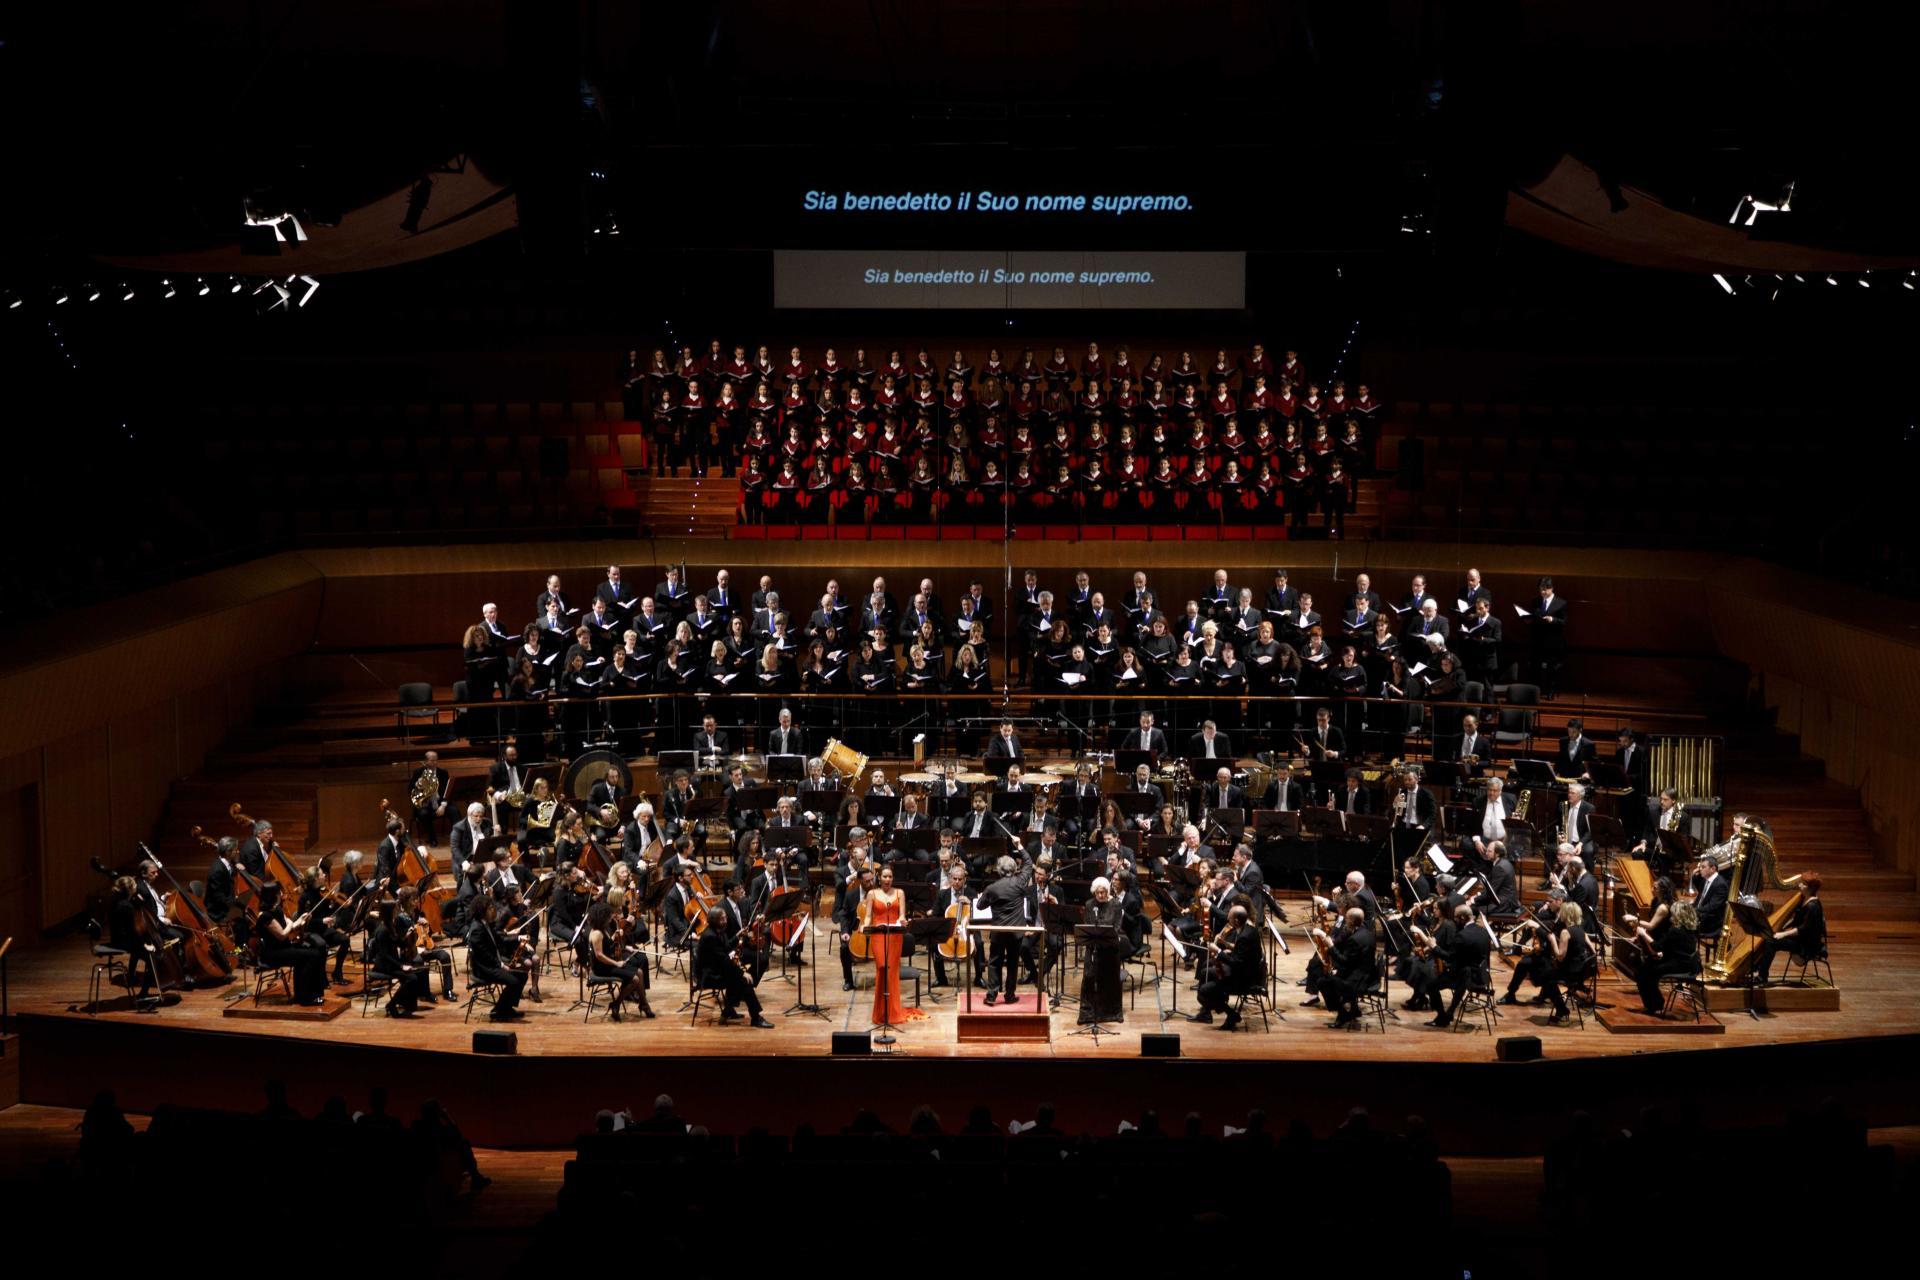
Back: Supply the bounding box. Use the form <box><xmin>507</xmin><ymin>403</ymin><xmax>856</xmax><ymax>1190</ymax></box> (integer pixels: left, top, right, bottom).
<box><xmin>107</xmin><ymin>700</ymin><xmax>179</xmax><ymax>858</ymax></box>
<box><xmin>41</xmin><ymin>728</ymin><xmax>111</xmax><ymax>924</ymax></box>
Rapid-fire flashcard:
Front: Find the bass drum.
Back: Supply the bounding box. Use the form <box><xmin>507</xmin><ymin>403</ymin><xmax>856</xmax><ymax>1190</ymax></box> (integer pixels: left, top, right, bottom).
<box><xmin>561</xmin><ymin>748</ymin><xmax>632</xmax><ymax>805</ymax></box>
<box><xmin>821</xmin><ymin>738</ymin><xmax>869</xmax><ymax>785</ymax></box>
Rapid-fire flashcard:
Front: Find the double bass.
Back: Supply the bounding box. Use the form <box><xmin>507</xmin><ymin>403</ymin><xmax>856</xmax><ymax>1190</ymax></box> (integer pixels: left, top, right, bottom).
<box><xmin>382</xmin><ymin>797</ymin><xmax>454</xmax><ymax>936</ymax></box>
<box><xmin>232</xmin><ymin>803</ymin><xmax>305</xmax><ymax>901</ymax></box>
<box><xmin>139</xmin><ymin>844</ymin><xmax>235</xmax><ymax>983</ymax></box>
<box><xmin>88</xmin><ymin>856</ymin><xmax>189</xmax><ymax>992</ymax></box>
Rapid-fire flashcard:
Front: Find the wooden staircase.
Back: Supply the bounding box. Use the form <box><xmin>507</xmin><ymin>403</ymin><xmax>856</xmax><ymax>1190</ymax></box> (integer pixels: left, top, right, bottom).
<box><xmin>151</xmin><ymin>779</ymin><xmax>320</xmax><ymax>872</ymax></box>
<box><xmin>632</xmin><ymin>474</ymin><xmax>738</xmax><ymax>538</ymax></box>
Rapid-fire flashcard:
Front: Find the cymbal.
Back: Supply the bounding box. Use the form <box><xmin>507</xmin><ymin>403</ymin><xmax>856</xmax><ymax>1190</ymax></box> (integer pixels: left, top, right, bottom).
<box><xmin>954</xmin><ymin>772</ymin><xmax>993</xmax><ymax>785</ymax></box>
<box><xmin>1040</xmin><ymin>763</ymin><xmax>1082</xmax><ymax>776</ymax></box>
<box><xmin>1027</xmin><ymin>775</ymin><xmax>1062</xmax><ymax>787</ymax></box>
<box><xmin>900</xmin><ymin>773</ymin><xmax>939</xmax><ymax>785</ymax></box>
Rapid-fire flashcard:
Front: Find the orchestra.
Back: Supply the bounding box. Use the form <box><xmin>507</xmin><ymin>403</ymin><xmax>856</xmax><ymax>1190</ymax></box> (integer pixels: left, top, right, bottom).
<box><xmin>91</xmin><ymin>551</ymin><xmax>1829</xmax><ymax>1046</ymax></box>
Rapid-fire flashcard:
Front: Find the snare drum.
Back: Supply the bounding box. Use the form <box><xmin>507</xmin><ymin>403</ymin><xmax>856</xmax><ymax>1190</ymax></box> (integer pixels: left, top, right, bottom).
<box><xmin>822</xmin><ymin>737</ymin><xmax>870</xmax><ymax>783</ymax></box>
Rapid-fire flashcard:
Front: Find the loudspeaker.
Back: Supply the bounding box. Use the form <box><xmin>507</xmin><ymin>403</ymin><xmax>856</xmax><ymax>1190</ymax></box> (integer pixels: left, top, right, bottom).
<box><xmin>1495</xmin><ymin>1034</ymin><xmax>1542</xmax><ymax>1062</ymax></box>
<box><xmin>831</xmin><ymin>1031</ymin><xmax>872</xmax><ymax>1056</ymax></box>
<box><xmin>472</xmin><ymin>1029</ymin><xmax>518</xmax><ymax>1055</ymax></box>
<box><xmin>1140</xmin><ymin>1033</ymin><xmax>1181</xmax><ymax>1058</ymax></box>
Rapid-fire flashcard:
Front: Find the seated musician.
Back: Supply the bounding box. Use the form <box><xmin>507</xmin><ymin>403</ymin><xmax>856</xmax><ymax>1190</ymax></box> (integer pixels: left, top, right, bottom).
<box><xmin>693</xmin><ymin>909</ymin><xmax>773</xmax><ymax>1027</ymax></box>
<box><xmin>1634</xmin><ymin>900</ymin><xmax>1701</xmax><ymax>1015</ymax></box>
<box><xmin>296</xmin><ymin>867</ymin><xmax>352</xmax><ymax>988</ymax></box>
<box><xmin>1633</xmin><ymin>787</ymin><xmax>1685</xmax><ymax>869</ymax></box>
<box><xmin>1425</xmin><ymin>904</ymin><xmax>1495</xmax><ymax>1028</ymax></box>
<box><xmin>1753</xmin><ymin>873</ymin><xmax>1826</xmax><ymax>984</ymax></box>
<box><xmin>390</xmin><ymin>886</ymin><xmax>455</xmax><ymax>1000</ymax></box>
<box><xmin>582</xmin><ymin>899</ymin><xmax>655</xmax><ymax>1020</ymax></box>
<box><xmin>1690</xmin><ymin>853</ymin><xmax>1730</xmax><ymax>942</ymax></box>
<box><xmin>1189</xmin><ymin>904</ymin><xmax>1264</xmax><ymax>1030</ymax></box>
<box><xmin>108</xmin><ymin>875</ymin><xmax>164</xmax><ymax>1008</ymax></box>
<box><xmin>1315</xmin><ymin>906</ymin><xmax>1378</xmax><ymax>1029</ymax></box>
<box><xmin>1500</xmin><ymin>901</ymin><xmax>1591</xmax><ymax>1025</ymax></box>
<box><xmin>1472</xmin><ymin>839</ymin><xmax>1520</xmax><ymax>918</ymax></box>
<box><xmin>932</xmin><ymin>864</ymin><xmax>985</xmax><ymax>990</ymax></box>
<box><xmin>661</xmin><ymin>864</ymin><xmax>701</xmax><ymax>952</ymax></box>
<box><xmin>835</xmin><ymin>858</ymin><xmax>876</xmax><ymax>992</ymax></box>
<box><xmin>366</xmin><ymin>903</ymin><xmax>431</xmax><ymax>1018</ymax></box>
<box><xmin>1469</xmin><ymin>775</ymin><xmax>1514</xmax><ymax>852</ymax></box>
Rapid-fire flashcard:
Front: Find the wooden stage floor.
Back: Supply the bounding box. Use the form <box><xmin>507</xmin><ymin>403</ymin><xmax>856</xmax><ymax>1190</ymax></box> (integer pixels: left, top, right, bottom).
<box><xmin>13</xmin><ymin>910</ymin><xmax>1920</xmax><ymax>1154</ymax></box>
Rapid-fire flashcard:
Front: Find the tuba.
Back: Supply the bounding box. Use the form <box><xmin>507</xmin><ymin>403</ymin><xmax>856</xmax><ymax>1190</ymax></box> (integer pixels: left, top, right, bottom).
<box><xmin>410</xmin><ymin>769</ymin><xmax>440</xmax><ymax>810</ymax></box>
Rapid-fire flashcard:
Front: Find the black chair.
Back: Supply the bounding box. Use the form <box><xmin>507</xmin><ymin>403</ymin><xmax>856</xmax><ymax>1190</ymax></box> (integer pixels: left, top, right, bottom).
<box><xmin>397</xmin><ymin>682</ymin><xmax>438</xmax><ymax>743</ymax></box>
<box><xmin>1658</xmin><ymin>970</ymin><xmax>1708</xmax><ymax>1022</ymax></box>
<box><xmin>1229</xmin><ymin>986</ymin><xmax>1275</xmax><ymax>1032</ymax></box>
<box><xmin>1451</xmin><ymin>965</ymin><xmax>1500</xmax><ymax>1035</ymax></box>
<box><xmin>85</xmin><ymin>919</ymin><xmax>133</xmax><ymax>1015</ymax></box>
<box><xmin>1770</xmin><ymin>940</ymin><xmax>1834</xmax><ymax>988</ymax></box>
<box><xmin>1563</xmin><ymin>954</ymin><xmax>1600</xmax><ymax>1029</ymax></box>
<box><xmin>1494</xmin><ymin>683</ymin><xmax>1540</xmax><ymax>753</ymax></box>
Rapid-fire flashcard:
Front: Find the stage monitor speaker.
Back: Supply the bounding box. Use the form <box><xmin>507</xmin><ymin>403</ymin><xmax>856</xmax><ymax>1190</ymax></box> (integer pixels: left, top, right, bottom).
<box><xmin>1140</xmin><ymin>1033</ymin><xmax>1181</xmax><ymax>1058</ymax></box>
<box><xmin>831</xmin><ymin>1031</ymin><xmax>872</xmax><ymax>1056</ymax></box>
<box><xmin>1495</xmin><ymin>1034</ymin><xmax>1542</xmax><ymax>1062</ymax></box>
<box><xmin>473</xmin><ymin>1029</ymin><xmax>518</xmax><ymax>1055</ymax></box>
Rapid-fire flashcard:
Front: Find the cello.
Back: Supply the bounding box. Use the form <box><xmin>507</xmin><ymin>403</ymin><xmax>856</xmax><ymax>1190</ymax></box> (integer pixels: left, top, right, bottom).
<box><xmin>382</xmin><ymin>797</ymin><xmax>453</xmax><ymax>936</ymax></box>
<box><xmin>89</xmin><ymin>857</ymin><xmax>188</xmax><ymax>992</ymax></box>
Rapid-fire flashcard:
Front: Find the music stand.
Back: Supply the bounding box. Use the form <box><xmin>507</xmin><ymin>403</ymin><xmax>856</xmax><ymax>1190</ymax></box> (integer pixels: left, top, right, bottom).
<box><xmin>863</xmin><ymin>794</ymin><xmax>901</xmax><ymax>824</ymax></box>
<box><xmin>860</xmin><ymin>920</ymin><xmax>909</xmax><ymax>1048</ymax></box>
<box><xmin>774</xmin><ymin>887</ymin><xmax>828</xmax><ymax>1019</ymax></box>
<box><xmin>1728</xmin><ymin>899</ymin><xmax>1779</xmax><ymax>1002</ymax></box>
<box><xmin>907</xmin><ymin>915</ymin><xmax>953</xmax><ymax>1003</ymax></box>
<box><xmin>1254</xmin><ymin>810</ymin><xmax>1301</xmax><ymax>841</ymax></box>
<box><xmin>1115</xmin><ymin>749</ymin><xmax>1155</xmax><ymax>775</ymax></box>
<box><xmin>1509</xmin><ymin>758</ymin><xmax>1556</xmax><ymax>787</ymax></box>
<box><xmin>891</xmin><ymin>828</ymin><xmax>940</xmax><ymax>857</ymax></box>
<box><xmin>1299</xmin><ymin>807</ymin><xmax>1344</xmax><ymax>839</ymax></box>
<box><xmin>658</xmin><ymin>749</ymin><xmax>698</xmax><ymax>776</ymax></box>
<box><xmin>1308</xmin><ymin>761</ymin><xmax>1347</xmax><ymax>794</ymax></box>
<box><xmin>1110</xmin><ymin>791</ymin><xmax>1157</xmax><ymax>817</ymax></box>
<box><xmin>765</xmin><ymin>753</ymin><xmax>805</xmax><ymax>786</ymax></box>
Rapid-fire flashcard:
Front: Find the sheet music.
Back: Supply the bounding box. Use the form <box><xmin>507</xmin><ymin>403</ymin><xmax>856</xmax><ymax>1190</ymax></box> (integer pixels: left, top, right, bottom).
<box><xmin>1513</xmin><ymin>604</ymin><xmax>1531</xmax><ymax>618</ymax></box>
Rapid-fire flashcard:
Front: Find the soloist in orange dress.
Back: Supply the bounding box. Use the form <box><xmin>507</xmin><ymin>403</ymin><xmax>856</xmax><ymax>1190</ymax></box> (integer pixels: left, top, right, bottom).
<box><xmin>867</xmin><ymin>892</ymin><xmax>927</xmax><ymax>1026</ymax></box>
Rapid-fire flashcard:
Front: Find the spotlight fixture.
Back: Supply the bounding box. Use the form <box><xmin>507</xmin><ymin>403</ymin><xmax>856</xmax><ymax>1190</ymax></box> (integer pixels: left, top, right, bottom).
<box><xmin>197</xmin><ymin>276</ymin><xmax>210</xmax><ymax>296</ymax></box>
<box><xmin>229</xmin><ymin>276</ymin><xmax>243</xmax><ymax>294</ymax></box>
<box><xmin>1858</xmin><ymin>276</ymin><xmax>1871</xmax><ymax>288</ymax></box>
<box><xmin>6</xmin><ymin>292</ymin><xmax>19</xmax><ymax>310</ymax></box>
<box><xmin>54</xmin><ymin>288</ymin><xmax>68</xmax><ymax>304</ymax></box>
<box><xmin>121</xmin><ymin>284</ymin><xmax>136</xmax><ymax>301</ymax></box>
<box><xmin>87</xmin><ymin>285</ymin><xmax>102</xmax><ymax>302</ymax></box>
<box><xmin>292</xmin><ymin>274</ymin><xmax>319</xmax><ymax>307</ymax></box>
<box><xmin>1711</xmin><ymin>273</ymin><xmax>1734</xmax><ymax>295</ymax></box>
<box><xmin>163</xmin><ymin>279</ymin><xmax>176</xmax><ymax>298</ymax></box>
<box><xmin>1825</xmin><ymin>274</ymin><xmax>1838</xmax><ymax>286</ymax></box>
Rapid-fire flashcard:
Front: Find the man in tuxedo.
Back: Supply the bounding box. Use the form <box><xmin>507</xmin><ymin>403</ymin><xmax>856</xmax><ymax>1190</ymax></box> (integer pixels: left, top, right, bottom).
<box><xmin>750</xmin><ymin>592</ymin><xmax>783</xmax><ymax>644</ymax></box>
<box><xmin>1393</xmin><ymin>770</ymin><xmax>1436</xmax><ymax>830</ymax></box>
<box><xmin>765</xmin><ymin>708</ymin><xmax>803</xmax><ymax>757</ymax></box>
<box><xmin>1081</xmin><ymin>591</ymin><xmax>1117</xmax><ymax>640</ymax></box>
<box><xmin>706</xmin><ymin>569</ymin><xmax>737</xmax><ymax>620</ymax></box>
<box><xmin>1528</xmin><ymin>576</ymin><xmax>1569</xmax><ymax>698</ymax></box>
<box><xmin>1557</xmin><ymin>719</ymin><xmax>1596</xmax><ymax>779</ymax></box>
<box><xmin>1264</xmin><ymin>568</ymin><xmax>1298</xmax><ymax>621</ymax></box>
<box><xmin>692</xmin><ymin>714</ymin><xmax>729</xmax><ymax>759</ymax></box>
<box><xmin>661</xmin><ymin>770</ymin><xmax>700</xmax><ymax>841</ymax></box>
<box><xmin>1563</xmin><ymin>781</ymin><xmax>1597</xmax><ymax>860</ymax></box>
<box><xmin>1564</xmin><ymin>855</ymin><xmax>1599</xmax><ymax>918</ymax></box>
<box><xmin>535</xmin><ymin>573</ymin><xmax>571</xmax><ymax>619</ymax></box>
<box><xmin>1230</xmin><ymin>845</ymin><xmax>1266</xmax><ymax>924</ymax></box>
<box><xmin>1322</xmin><ymin>906</ymin><xmax>1378</xmax><ymax>1029</ymax></box>
<box><xmin>1127</xmin><ymin>764</ymin><xmax>1164</xmax><ymax>810</ymax></box>
<box><xmin>488</xmin><ymin>744</ymin><xmax>528</xmax><ymax>811</ymax></box>
<box><xmin>1469</xmin><ymin>776</ymin><xmax>1516</xmax><ymax>850</ymax></box>
<box><xmin>1188</xmin><ymin>720</ymin><xmax>1233</xmax><ymax>761</ymax></box>
<box><xmin>1193</xmin><ymin>904</ymin><xmax>1265</xmax><ymax>1028</ymax></box>
<box><xmin>1345</xmin><ymin>573</ymin><xmax>1381</xmax><ymax>616</ymax></box>
<box><xmin>1457</xmin><ymin>567</ymin><xmax>1492</xmax><ymax>614</ymax></box>
<box><xmin>409</xmin><ymin>751</ymin><xmax>451</xmax><ymax>847</ymax></box>
<box><xmin>952</xmin><ymin>791</ymin><xmax>1007</xmax><ymax>841</ymax></box>
<box><xmin>750</xmin><ymin>575</ymin><xmax>777</xmax><ymax>613</ymax></box>
<box><xmin>1458</xmin><ymin>595</ymin><xmax>1502</xmax><ymax>680</ymax></box>
<box><xmin>694</xmin><ymin>911</ymin><xmax>773</xmax><ymax>1027</ymax></box>
<box><xmin>205</xmin><ymin>836</ymin><xmax>245</xmax><ymax>943</ymax></box>
<box><xmin>1203</xmin><ymin>569</ymin><xmax>1235</xmax><ymax>619</ymax></box>
<box><xmin>892</xmin><ymin>793</ymin><xmax>928</xmax><ymax>833</ymax></box>
<box><xmin>624</xmin><ymin>802</ymin><xmax>669</xmax><ymax>871</ymax></box>
<box><xmin>1205</xmin><ymin>767</ymin><xmax>1247</xmax><ymax>817</ymax></box>
<box><xmin>686</xmin><ymin>596</ymin><xmax>721</xmax><ymax>643</ymax></box>
<box><xmin>1122</xmin><ymin>711</ymin><xmax>1169</xmax><ymax>758</ymax></box>
<box><xmin>595</xmin><ymin>565</ymin><xmax>634</xmax><ymax>615</ymax></box>
<box><xmin>1476</xmin><ymin>839</ymin><xmax>1520</xmax><ymax>917</ymax></box>
<box><xmin>1454</xmin><ymin>715</ymin><xmax>1490</xmax><ymax>772</ymax></box>
<box><xmin>448</xmin><ymin>803</ymin><xmax>491</xmax><ymax>901</ymax></box>
<box><xmin>1616</xmin><ymin>728</ymin><xmax>1651</xmax><ymax>839</ymax></box>
<box><xmin>1691</xmin><ymin>854</ymin><xmax>1729</xmax><ymax>942</ymax></box>
<box><xmin>237</xmin><ymin>820</ymin><xmax>272</xmax><ymax>882</ymax></box>
<box><xmin>1303</xmin><ymin>706</ymin><xmax>1344</xmax><ymax>760</ymax></box>
<box><xmin>974</xmin><ymin>856</ymin><xmax>1031</xmax><ymax>1005</ymax></box>
<box><xmin>588</xmin><ymin>767</ymin><xmax>628</xmax><ymax>818</ymax></box>
<box><xmin>932</xmin><ymin>864</ymin><xmax>985</xmax><ymax>988</ymax></box>
<box><xmin>1266</xmin><ymin>764</ymin><xmax>1305</xmax><ymax>812</ymax></box>
<box><xmin>1341</xmin><ymin>598</ymin><xmax>1378</xmax><ymax>636</ymax></box>
<box><xmin>898</xmin><ymin>591</ymin><xmax>938</xmax><ymax>643</ymax></box>
<box><xmin>1406</xmin><ymin>600</ymin><xmax>1450</xmax><ymax>655</ymax></box>
<box><xmin>1333</xmin><ymin>769</ymin><xmax>1372</xmax><ymax>816</ymax></box>
<box><xmin>964</xmin><ymin>579</ymin><xmax>994</xmax><ymax>629</ymax></box>
<box><xmin>1427</xmin><ymin>904</ymin><xmax>1494</xmax><ymax>1028</ymax></box>
<box><xmin>631</xmin><ymin>598</ymin><xmax>668</xmax><ymax>647</ymax></box>
<box><xmin>650</xmin><ymin>567</ymin><xmax>689</xmax><ymax>616</ymax></box>
<box><xmin>984</xmin><ymin>721</ymin><xmax>1024</xmax><ymax>763</ymax></box>
<box><xmin>1401</xmin><ymin>574</ymin><xmax>1434</xmax><ymax>617</ymax></box>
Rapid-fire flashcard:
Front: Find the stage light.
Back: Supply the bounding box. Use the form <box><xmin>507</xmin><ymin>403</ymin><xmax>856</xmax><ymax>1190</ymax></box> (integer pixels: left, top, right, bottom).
<box><xmin>197</xmin><ymin>276</ymin><xmax>210</xmax><ymax>296</ymax></box>
<box><xmin>229</xmin><ymin>276</ymin><xmax>243</xmax><ymax>293</ymax></box>
<box><xmin>1825</xmin><ymin>274</ymin><xmax>1838</xmax><ymax>286</ymax></box>
<box><xmin>1711</xmin><ymin>273</ymin><xmax>1734</xmax><ymax>295</ymax></box>
<box><xmin>54</xmin><ymin>288</ymin><xmax>68</xmax><ymax>304</ymax></box>
<box><xmin>1858</xmin><ymin>276</ymin><xmax>1871</xmax><ymax>288</ymax></box>
<box><xmin>293</xmin><ymin>274</ymin><xmax>319</xmax><ymax>307</ymax></box>
<box><xmin>87</xmin><ymin>285</ymin><xmax>101</xmax><ymax>302</ymax></box>
<box><xmin>163</xmin><ymin>278</ymin><xmax>176</xmax><ymax>298</ymax></box>
<box><xmin>6</xmin><ymin>292</ymin><xmax>19</xmax><ymax>309</ymax></box>
<box><xmin>121</xmin><ymin>284</ymin><xmax>136</xmax><ymax>301</ymax></box>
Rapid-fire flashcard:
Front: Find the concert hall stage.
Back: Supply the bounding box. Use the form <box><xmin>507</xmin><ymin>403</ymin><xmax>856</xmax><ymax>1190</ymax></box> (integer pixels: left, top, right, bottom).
<box><xmin>14</xmin><ymin>929</ymin><xmax>1920</xmax><ymax>1154</ymax></box>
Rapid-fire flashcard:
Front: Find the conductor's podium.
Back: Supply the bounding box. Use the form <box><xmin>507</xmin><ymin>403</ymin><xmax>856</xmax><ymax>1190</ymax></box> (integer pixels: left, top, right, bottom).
<box><xmin>955</xmin><ymin>991</ymin><xmax>1051</xmax><ymax>1043</ymax></box>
